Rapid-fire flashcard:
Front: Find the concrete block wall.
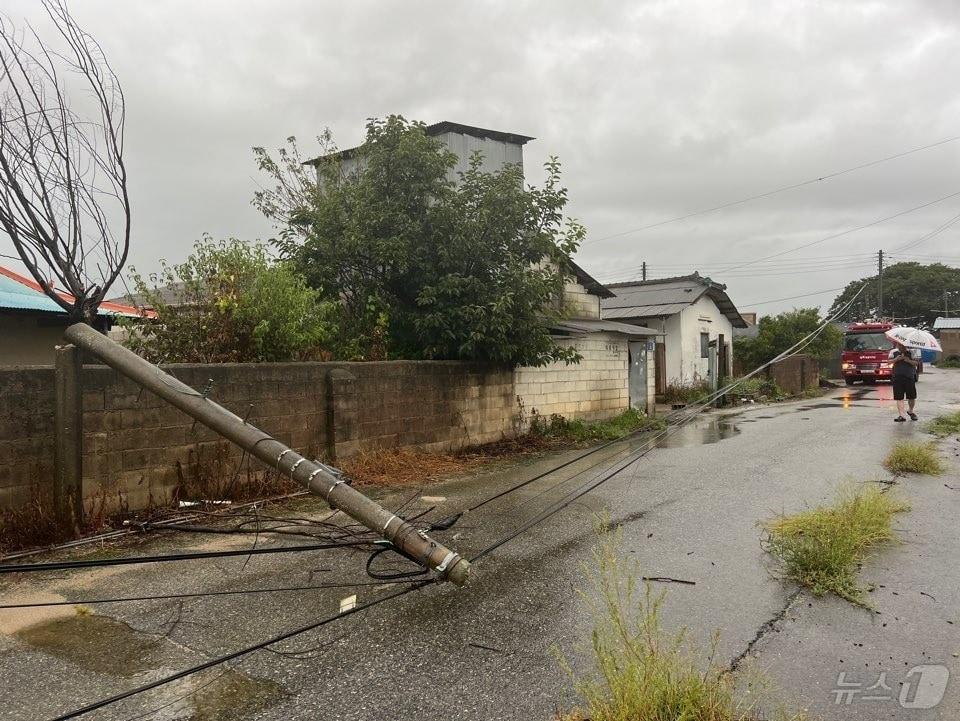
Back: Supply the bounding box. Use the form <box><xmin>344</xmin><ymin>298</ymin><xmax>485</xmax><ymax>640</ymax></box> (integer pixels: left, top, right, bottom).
<box><xmin>0</xmin><ymin>361</ymin><xmax>515</xmax><ymax>512</ymax></box>
<box><xmin>562</xmin><ymin>281</ymin><xmax>601</xmax><ymax>319</ymax></box>
<box><xmin>515</xmin><ymin>332</ymin><xmax>630</xmax><ymax>425</ymax></box>
<box><xmin>765</xmin><ymin>354</ymin><xmax>820</xmax><ymax>395</ymax></box>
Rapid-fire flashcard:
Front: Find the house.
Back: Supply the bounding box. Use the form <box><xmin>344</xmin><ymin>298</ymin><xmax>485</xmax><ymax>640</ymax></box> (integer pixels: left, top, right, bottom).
<box><xmin>933</xmin><ymin>317</ymin><xmax>960</xmax><ymax>359</ymax></box>
<box><xmin>308</xmin><ymin>121</ymin><xmax>534</xmax><ymax>180</ymax></box>
<box><xmin>601</xmin><ymin>272</ymin><xmax>747</xmax><ymax>393</ymax></box>
<box><xmin>0</xmin><ymin>265</ymin><xmax>151</xmax><ymax>365</ymax></box>
<box><xmin>311</xmin><ymin>119</ymin><xmax>661</xmax><ymax>420</ymax></box>
<box><xmin>515</xmin><ymin>261</ymin><xmax>659</xmax><ymax>423</ymax></box>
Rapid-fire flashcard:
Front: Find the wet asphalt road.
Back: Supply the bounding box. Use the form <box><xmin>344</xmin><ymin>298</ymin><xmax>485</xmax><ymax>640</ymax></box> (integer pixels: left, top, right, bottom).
<box><xmin>1</xmin><ymin>369</ymin><xmax>959</xmax><ymax>721</ymax></box>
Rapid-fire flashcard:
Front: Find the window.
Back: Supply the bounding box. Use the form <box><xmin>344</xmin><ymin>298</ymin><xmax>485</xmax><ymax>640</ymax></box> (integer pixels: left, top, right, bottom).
<box><xmin>700</xmin><ymin>332</ymin><xmax>710</xmax><ymax>358</ymax></box>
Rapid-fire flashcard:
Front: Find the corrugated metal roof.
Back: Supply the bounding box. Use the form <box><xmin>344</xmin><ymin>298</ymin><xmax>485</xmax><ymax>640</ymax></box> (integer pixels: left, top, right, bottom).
<box><xmin>552</xmin><ymin>319</ymin><xmax>661</xmax><ymax>337</ymax></box>
<box><xmin>933</xmin><ymin>317</ymin><xmax>960</xmax><ymax>329</ymax></box>
<box><xmin>0</xmin><ymin>266</ymin><xmax>152</xmax><ymax>319</ymax></box>
<box><xmin>601</xmin><ymin>272</ymin><xmax>747</xmax><ymax>328</ymax></box>
<box><xmin>603</xmin><ymin>302</ymin><xmax>693</xmax><ymax>319</ymax></box>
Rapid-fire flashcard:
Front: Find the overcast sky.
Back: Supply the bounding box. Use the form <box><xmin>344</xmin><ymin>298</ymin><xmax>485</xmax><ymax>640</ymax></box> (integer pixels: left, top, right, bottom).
<box><xmin>2</xmin><ymin>0</ymin><xmax>959</xmax><ymax>315</ymax></box>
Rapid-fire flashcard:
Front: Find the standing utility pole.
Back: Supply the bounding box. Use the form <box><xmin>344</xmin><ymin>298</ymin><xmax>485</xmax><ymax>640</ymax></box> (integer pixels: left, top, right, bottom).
<box><xmin>877</xmin><ymin>250</ymin><xmax>885</xmax><ymax>320</ymax></box>
<box><xmin>642</xmin><ymin>261</ymin><xmax>647</xmax><ymax>281</ymax></box>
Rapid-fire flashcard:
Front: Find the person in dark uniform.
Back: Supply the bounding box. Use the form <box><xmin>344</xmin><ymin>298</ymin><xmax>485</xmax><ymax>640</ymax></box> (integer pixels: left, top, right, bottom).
<box><xmin>889</xmin><ymin>341</ymin><xmax>919</xmax><ymax>422</ymax></box>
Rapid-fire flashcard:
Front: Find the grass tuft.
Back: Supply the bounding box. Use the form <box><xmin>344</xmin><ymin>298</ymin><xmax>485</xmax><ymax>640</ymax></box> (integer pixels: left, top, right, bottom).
<box><xmin>762</xmin><ymin>484</ymin><xmax>909</xmax><ymax>606</ymax></box>
<box><xmin>924</xmin><ymin>410</ymin><xmax>960</xmax><ymax>438</ymax></box>
<box><xmin>934</xmin><ymin>355</ymin><xmax>960</xmax><ymax>369</ymax></box>
<box><xmin>557</xmin><ymin>524</ymin><xmax>805</xmax><ymax>721</ymax></box>
<box><xmin>884</xmin><ymin>441</ymin><xmax>945</xmax><ymax>475</ymax></box>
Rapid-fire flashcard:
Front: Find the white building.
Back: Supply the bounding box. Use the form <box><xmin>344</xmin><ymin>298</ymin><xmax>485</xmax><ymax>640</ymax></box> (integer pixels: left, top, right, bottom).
<box><xmin>601</xmin><ymin>273</ymin><xmax>747</xmax><ymax>393</ymax></box>
<box><xmin>515</xmin><ymin>262</ymin><xmax>658</xmax><ymax>424</ymax></box>
<box><xmin>315</xmin><ymin>121</ymin><xmax>534</xmax><ymax>181</ymax></box>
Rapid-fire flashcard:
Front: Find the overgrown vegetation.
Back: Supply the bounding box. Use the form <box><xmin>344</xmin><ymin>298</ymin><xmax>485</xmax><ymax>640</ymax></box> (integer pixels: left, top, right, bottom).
<box><xmin>531</xmin><ymin>408</ymin><xmax>665</xmax><ymax>444</ymax></box>
<box><xmin>734</xmin><ymin>308</ymin><xmax>843</xmax><ymax>372</ymax></box>
<box><xmin>254</xmin><ymin>116</ymin><xmax>586</xmax><ymax>365</ymax></box>
<box><xmin>557</xmin><ymin>525</ymin><xmax>804</xmax><ymax>721</ymax></box>
<box><xmin>661</xmin><ymin>379</ymin><xmax>711</xmax><ymax>405</ymax></box>
<box><xmin>883</xmin><ymin>441</ymin><xmax>945</xmax><ymax>475</ymax></box>
<box><xmin>123</xmin><ymin>237</ymin><xmax>334</xmax><ymax>363</ymax></box>
<box><xmin>935</xmin><ymin>355</ymin><xmax>960</xmax><ymax>369</ymax></box>
<box><xmin>924</xmin><ymin>410</ymin><xmax>960</xmax><ymax>438</ymax></box>
<box><xmin>762</xmin><ymin>484</ymin><xmax>909</xmax><ymax>606</ymax></box>
<box><xmin>731</xmin><ymin>376</ymin><xmax>787</xmax><ymax>402</ymax></box>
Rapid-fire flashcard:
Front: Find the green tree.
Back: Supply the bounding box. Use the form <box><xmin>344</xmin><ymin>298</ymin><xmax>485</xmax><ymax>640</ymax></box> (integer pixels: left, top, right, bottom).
<box><xmin>828</xmin><ymin>262</ymin><xmax>960</xmax><ymax>328</ymax></box>
<box><xmin>734</xmin><ymin>308</ymin><xmax>842</xmax><ymax>372</ymax></box>
<box><xmin>253</xmin><ymin>115</ymin><xmax>585</xmax><ymax>365</ymax></box>
<box><xmin>122</xmin><ymin>237</ymin><xmax>334</xmax><ymax>363</ymax></box>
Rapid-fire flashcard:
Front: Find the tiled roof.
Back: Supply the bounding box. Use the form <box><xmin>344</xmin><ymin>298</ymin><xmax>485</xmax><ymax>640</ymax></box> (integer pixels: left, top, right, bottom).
<box><xmin>933</xmin><ymin>317</ymin><xmax>960</xmax><ymax>329</ymax></box>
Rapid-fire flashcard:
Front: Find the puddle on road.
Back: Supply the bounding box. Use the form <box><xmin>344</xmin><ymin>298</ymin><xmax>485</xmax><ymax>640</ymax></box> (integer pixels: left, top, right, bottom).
<box><xmin>189</xmin><ymin>669</ymin><xmax>286</xmax><ymax>721</ymax></box>
<box><xmin>15</xmin><ymin>613</ymin><xmax>160</xmax><ymax>676</ymax></box>
<box><xmin>656</xmin><ymin>418</ymin><xmax>739</xmax><ymax>448</ymax></box>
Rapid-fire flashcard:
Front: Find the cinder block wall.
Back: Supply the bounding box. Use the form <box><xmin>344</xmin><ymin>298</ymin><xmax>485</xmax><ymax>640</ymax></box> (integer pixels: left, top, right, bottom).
<box><xmin>515</xmin><ymin>332</ymin><xmax>630</xmax><ymax>424</ymax></box>
<box><xmin>765</xmin><ymin>354</ymin><xmax>819</xmax><ymax>395</ymax></box>
<box><xmin>0</xmin><ymin>361</ymin><xmax>514</xmax><ymax>512</ymax></box>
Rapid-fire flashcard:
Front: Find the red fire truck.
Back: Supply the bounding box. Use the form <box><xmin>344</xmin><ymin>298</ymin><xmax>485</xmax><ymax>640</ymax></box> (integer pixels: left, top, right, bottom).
<box><xmin>841</xmin><ymin>322</ymin><xmax>896</xmax><ymax>385</ymax></box>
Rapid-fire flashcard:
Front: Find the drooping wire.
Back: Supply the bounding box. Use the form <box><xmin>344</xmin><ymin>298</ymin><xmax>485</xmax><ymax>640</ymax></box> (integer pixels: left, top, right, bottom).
<box><xmin>46</xmin><ymin>582</ymin><xmax>433</xmax><ymax>721</ymax></box>
<box><xmin>0</xmin><ymin>540</ymin><xmax>375</xmax><ymax>575</ymax></box>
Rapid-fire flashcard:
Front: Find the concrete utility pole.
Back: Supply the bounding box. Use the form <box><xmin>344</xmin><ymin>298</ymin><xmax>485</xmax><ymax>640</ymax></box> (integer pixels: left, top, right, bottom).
<box><xmin>54</xmin><ymin>344</ymin><xmax>84</xmax><ymax>529</ymax></box>
<box><xmin>642</xmin><ymin>261</ymin><xmax>647</xmax><ymax>281</ymax></box>
<box><xmin>63</xmin><ymin>323</ymin><xmax>470</xmax><ymax>585</ymax></box>
<box><xmin>877</xmin><ymin>249</ymin><xmax>884</xmax><ymax>320</ymax></box>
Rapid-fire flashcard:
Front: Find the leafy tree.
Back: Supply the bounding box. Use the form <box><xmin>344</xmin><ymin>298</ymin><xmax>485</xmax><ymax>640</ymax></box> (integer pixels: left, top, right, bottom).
<box><xmin>253</xmin><ymin>115</ymin><xmax>585</xmax><ymax>365</ymax></box>
<box><xmin>828</xmin><ymin>262</ymin><xmax>960</xmax><ymax>328</ymax></box>
<box><xmin>122</xmin><ymin>237</ymin><xmax>334</xmax><ymax>363</ymax></box>
<box><xmin>734</xmin><ymin>308</ymin><xmax>842</xmax><ymax>372</ymax></box>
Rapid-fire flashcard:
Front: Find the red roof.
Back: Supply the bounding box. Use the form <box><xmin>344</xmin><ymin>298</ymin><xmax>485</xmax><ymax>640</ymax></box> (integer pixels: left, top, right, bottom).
<box><xmin>0</xmin><ymin>265</ymin><xmax>156</xmax><ymax>319</ymax></box>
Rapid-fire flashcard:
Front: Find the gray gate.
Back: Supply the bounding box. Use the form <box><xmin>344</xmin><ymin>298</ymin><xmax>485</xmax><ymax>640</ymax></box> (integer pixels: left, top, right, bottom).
<box><xmin>628</xmin><ymin>341</ymin><xmax>648</xmax><ymax>411</ymax></box>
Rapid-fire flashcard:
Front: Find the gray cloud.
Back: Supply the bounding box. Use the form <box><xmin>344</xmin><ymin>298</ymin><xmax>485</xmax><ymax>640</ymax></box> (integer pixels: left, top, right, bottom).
<box><xmin>2</xmin><ymin>0</ymin><xmax>958</xmax><ymax>314</ymax></box>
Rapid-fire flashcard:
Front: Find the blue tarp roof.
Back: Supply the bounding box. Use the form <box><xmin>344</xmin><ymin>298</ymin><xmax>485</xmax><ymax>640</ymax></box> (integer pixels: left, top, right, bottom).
<box><xmin>0</xmin><ymin>268</ymin><xmax>144</xmax><ymax>318</ymax></box>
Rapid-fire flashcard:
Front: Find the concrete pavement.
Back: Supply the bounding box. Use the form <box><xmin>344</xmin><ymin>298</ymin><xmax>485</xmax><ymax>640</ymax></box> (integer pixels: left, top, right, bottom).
<box><xmin>1</xmin><ymin>368</ymin><xmax>958</xmax><ymax>720</ymax></box>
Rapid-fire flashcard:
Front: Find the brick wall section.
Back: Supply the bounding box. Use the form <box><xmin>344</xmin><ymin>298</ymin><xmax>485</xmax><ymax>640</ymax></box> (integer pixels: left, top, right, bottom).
<box><xmin>0</xmin><ymin>361</ymin><xmax>514</xmax><ymax>512</ymax></box>
<box><xmin>764</xmin><ymin>354</ymin><xmax>820</xmax><ymax>395</ymax></box>
<box><xmin>515</xmin><ymin>332</ymin><xmax>630</xmax><ymax>424</ymax></box>
<box><xmin>941</xmin><ymin>330</ymin><xmax>960</xmax><ymax>359</ymax></box>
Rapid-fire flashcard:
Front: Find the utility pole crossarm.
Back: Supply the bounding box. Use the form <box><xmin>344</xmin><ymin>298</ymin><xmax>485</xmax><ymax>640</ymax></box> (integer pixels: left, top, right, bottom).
<box><xmin>63</xmin><ymin>323</ymin><xmax>470</xmax><ymax>586</ymax></box>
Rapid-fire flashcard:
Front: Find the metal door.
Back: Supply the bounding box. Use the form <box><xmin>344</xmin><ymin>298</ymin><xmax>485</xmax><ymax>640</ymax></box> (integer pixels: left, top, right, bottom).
<box><xmin>628</xmin><ymin>341</ymin><xmax>648</xmax><ymax>411</ymax></box>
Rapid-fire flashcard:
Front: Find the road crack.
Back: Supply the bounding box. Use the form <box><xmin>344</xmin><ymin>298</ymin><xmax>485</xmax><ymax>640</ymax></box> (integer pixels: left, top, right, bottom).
<box><xmin>728</xmin><ymin>589</ymin><xmax>802</xmax><ymax>672</ymax></box>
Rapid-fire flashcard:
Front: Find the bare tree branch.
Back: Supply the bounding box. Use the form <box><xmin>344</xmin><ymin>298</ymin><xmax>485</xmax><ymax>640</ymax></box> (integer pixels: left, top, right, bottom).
<box><xmin>0</xmin><ymin>0</ymin><xmax>129</xmax><ymax>323</ymax></box>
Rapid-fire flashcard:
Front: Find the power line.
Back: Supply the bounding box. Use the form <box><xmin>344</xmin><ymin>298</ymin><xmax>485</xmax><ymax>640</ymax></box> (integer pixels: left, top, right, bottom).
<box><xmin>0</xmin><ymin>540</ymin><xmax>372</xmax><ymax>575</ymax></box>
<box><xmin>587</xmin><ymin>134</ymin><xmax>960</xmax><ymax>244</ymax></box>
<box><xmin>694</xmin><ymin>190</ymin><xmax>960</xmax><ymax>275</ymax></box>
<box><xmin>739</xmin><ymin>286</ymin><xmax>850</xmax><ymax>308</ymax></box>
<box><xmin>47</xmin><ymin>582</ymin><xmax>432</xmax><ymax>721</ymax></box>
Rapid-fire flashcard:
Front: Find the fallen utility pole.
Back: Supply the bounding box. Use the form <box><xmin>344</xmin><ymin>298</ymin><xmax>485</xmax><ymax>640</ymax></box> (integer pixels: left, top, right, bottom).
<box><xmin>63</xmin><ymin>323</ymin><xmax>470</xmax><ymax>586</ymax></box>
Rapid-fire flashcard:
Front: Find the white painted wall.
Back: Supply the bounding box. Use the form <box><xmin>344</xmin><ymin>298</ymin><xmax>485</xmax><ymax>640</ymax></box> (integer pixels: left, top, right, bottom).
<box><xmin>515</xmin><ymin>331</ymin><xmax>655</xmax><ymax>426</ymax></box>
<box><xmin>673</xmin><ymin>295</ymin><xmax>734</xmax><ymax>384</ymax></box>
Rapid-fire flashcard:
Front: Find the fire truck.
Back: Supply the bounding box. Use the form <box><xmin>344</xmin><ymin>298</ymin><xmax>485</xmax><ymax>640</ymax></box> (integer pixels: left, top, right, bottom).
<box><xmin>841</xmin><ymin>322</ymin><xmax>896</xmax><ymax>385</ymax></box>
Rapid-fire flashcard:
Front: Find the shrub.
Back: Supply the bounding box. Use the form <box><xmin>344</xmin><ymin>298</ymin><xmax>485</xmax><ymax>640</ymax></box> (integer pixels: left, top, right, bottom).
<box><xmin>762</xmin><ymin>484</ymin><xmax>909</xmax><ymax>606</ymax></box>
<box><xmin>732</xmin><ymin>376</ymin><xmax>786</xmax><ymax>401</ymax></box>
<box><xmin>924</xmin><ymin>411</ymin><xmax>960</xmax><ymax>438</ymax></box>
<box><xmin>661</xmin><ymin>379</ymin><xmax>711</xmax><ymax>405</ymax></box>
<box><xmin>530</xmin><ymin>408</ymin><xmax>664</xmax><ymax>444</ymax></box>
<box><xmin>884</xmin><ymin>441</ymin><xmax>945</xmax><ymax>475</ymax></box>
<box><xmin>935</xmin><ymin>355</ymin><xmax>960</xmax><ymax>369</ymax></box>
<box><xmin>123</xmin><ymin>237</ymin><xmax>334</xmax><ymax>363</ymax></box>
